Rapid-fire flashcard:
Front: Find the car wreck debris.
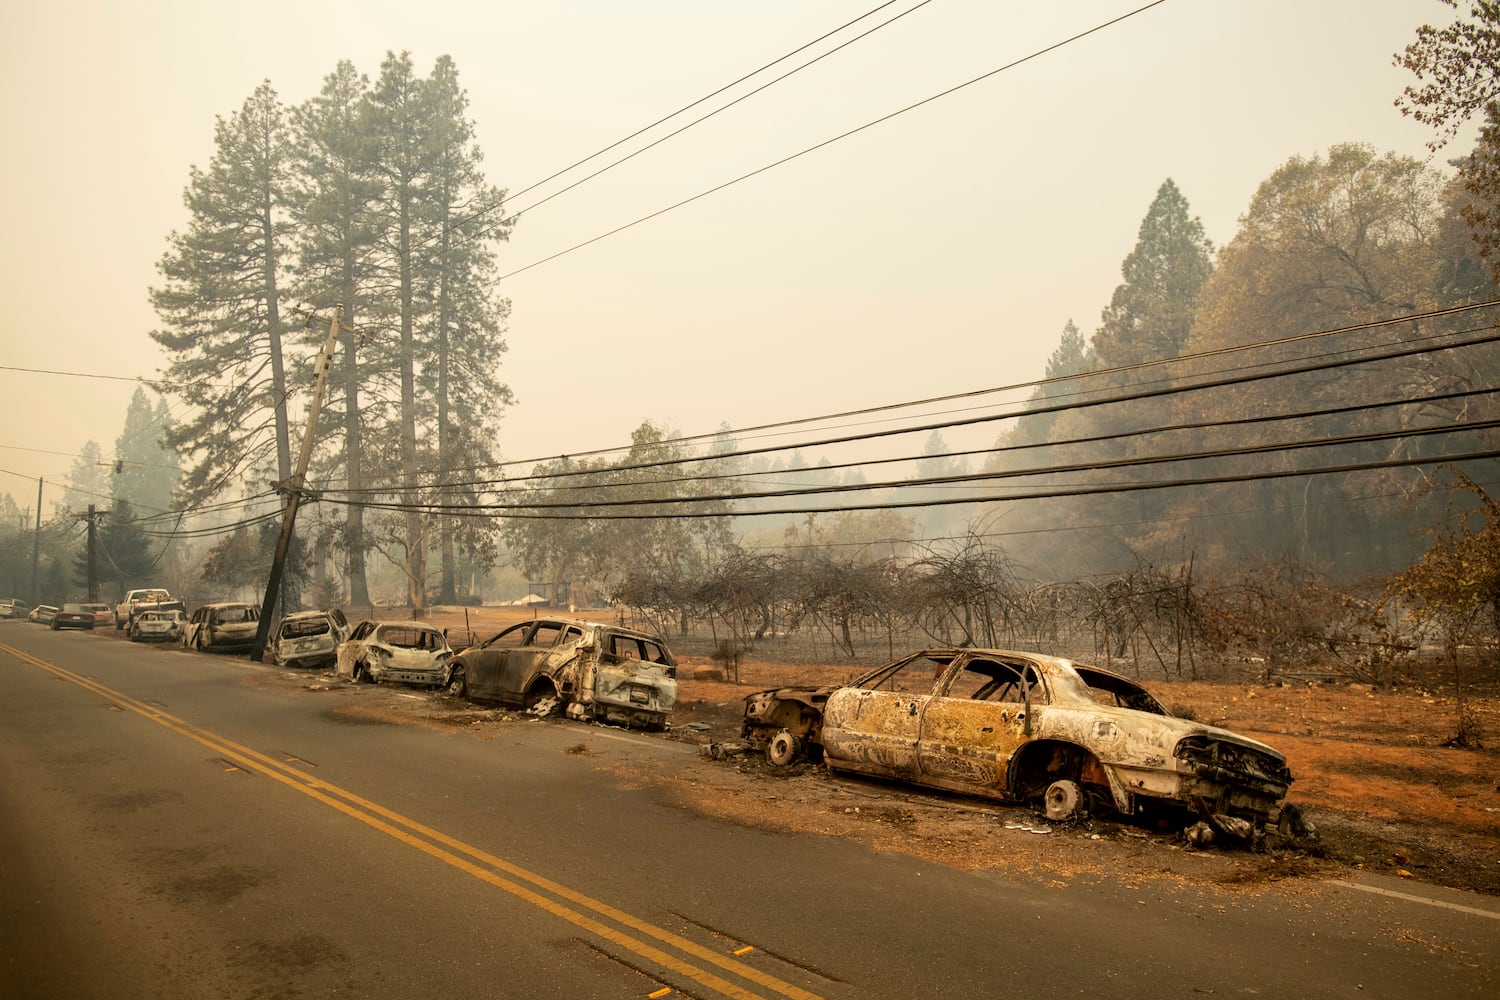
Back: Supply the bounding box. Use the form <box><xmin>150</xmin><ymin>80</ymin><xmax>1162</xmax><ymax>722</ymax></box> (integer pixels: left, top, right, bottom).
<box><xmin>741</xmin><ymin>648</ymin><xmax>1294</xmax><ymax>830</ymax></box>
<box><xmin>450</xmin><ymin>618</ymin><xmax>677</xmax><ymax>731</ymax></box>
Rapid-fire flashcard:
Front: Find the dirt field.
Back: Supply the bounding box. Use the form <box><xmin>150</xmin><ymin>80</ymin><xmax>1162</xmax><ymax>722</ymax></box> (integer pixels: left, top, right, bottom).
<box><xmin>411</xmin><ymin>606</ymin><xmax>1500</xmax><ymax>896</ymax></box>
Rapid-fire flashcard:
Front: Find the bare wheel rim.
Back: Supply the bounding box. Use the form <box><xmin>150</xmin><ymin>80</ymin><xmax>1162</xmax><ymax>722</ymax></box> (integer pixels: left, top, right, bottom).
<box><xmin>1043</xmin><ymin>778</ymin><xmax>1084</xmax><ymax>822</ymax></box>
<box><xmin>767</xmin><ymin>729</ymin><xmax>803</xmax><ymax>766</ymax></box>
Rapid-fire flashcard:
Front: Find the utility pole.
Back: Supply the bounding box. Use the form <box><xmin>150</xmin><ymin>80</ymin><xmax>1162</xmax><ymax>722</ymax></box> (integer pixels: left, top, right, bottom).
<box><xmin>71</xmin><ymin>504</ymin><xmax>110</xmax><ymax>602</ymax></box>
<box><xmin>251</xmin><ymin>306</ymin><xmax>347</xmax><ymax>661</ymax></box>
<box><xmin>30</xmin><ymin>477</ymin><xmax>41</xmax><ymax>604</ymax></box>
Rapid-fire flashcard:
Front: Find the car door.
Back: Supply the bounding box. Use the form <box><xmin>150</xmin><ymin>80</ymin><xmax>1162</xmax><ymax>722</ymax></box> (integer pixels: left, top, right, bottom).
<box><xmin>328</xmin><ymin>608</ymin><xmax>350</xmax><ymax>642</ymax></box>
<box><xmin>336</xmin><ymin>621</ymin><xmax>375</xmax><ymax>678</ymax></box>
<box><xmin>914</xmin><ymin>655</ymin><xmax>1039</xmax><ymax>793</ymax></box>
<box><xmin>821</xmin><ymin>652</ymin><xmax>940</xmax><ymax>779</ymax></box>
<box><xmin>185</xmin><ymin>608</ymin><xmax>204</xmax><ymax>647</ymax></box>
<box><xmin>462</xmin><ymin>621</ymin><xmax>540</xmax><ymax>702</ymax></box>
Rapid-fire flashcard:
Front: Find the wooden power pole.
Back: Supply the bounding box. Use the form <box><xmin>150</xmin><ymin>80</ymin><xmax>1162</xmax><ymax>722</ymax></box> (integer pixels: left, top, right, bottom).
<box><xmin>251</xmin><ymin>306</ymin><xmax>346</xmax><ymax>661</ymax></box>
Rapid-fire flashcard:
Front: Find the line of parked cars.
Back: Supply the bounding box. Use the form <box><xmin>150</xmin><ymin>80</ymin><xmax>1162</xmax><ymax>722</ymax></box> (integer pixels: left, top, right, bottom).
<box><xmin>320</xmin><ymin>615</ymin><xmax>680</xmax><ymax>731</ymax></box>
<box><xmin>8</xmin><ymin>586</ymin><xmax>1295</xmax><ymax>832</ymax></box>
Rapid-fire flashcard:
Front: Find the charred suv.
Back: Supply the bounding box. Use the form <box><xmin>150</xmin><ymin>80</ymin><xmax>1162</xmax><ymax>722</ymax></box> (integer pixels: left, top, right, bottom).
<box><xmin>744</xmin><ymin>649</ymin><xmax>1292</xmax><ymax>828</ymax></box>
<box><xmin>450</xmin><ymin>617</ymin><xmax>677</xmax><ymax>730</ymax></box>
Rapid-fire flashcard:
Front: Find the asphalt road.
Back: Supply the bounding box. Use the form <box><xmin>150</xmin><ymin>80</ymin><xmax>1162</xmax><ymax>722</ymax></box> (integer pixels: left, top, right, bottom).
<box><xmin>1</xmin><ymin>621</ymin><xmax>1494</xmax><ymax>999</ymax></box>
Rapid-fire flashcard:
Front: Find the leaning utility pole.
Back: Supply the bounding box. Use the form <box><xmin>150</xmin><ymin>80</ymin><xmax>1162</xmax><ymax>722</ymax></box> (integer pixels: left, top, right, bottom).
<box><xmin>250</xmin><ymin>306</ymin><xmax>347</xmax><ymax>661</ymax></box>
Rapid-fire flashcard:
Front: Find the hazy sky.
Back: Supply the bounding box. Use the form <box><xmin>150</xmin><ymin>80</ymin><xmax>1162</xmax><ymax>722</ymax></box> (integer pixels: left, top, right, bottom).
<box><xmin>0</xmin><ymin>0</ymin><xmax>1460</xmax><ymax>513</ymax></box>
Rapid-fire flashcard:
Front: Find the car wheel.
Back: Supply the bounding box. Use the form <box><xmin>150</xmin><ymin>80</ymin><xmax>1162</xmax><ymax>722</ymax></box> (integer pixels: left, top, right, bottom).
<box><xmin>1043</xmin><ymin>779</ymin><xmax>1085</xmax><ymax>822</ymax></box>
<box><xmin>523</xmin><ymin>683</ymin><xmax>559</xmax><ymax>714</ymax></box>
<box><xmin>767</xmin><ymin>728</ymin><xmax>804</xmax><ymax>766</ymax></box>
<box><xmin>446</xmin><ymin>670</ymin><xmax>467</xmax><ymax>697</ymax></box>
<box><xmin>352</xmin><ymin>660</ymin><xmax>369</xmax><ymax>684</ymax></box>
<box><xmin>49</xmin><ymin>621</ymin><xmax>59</xmax><ymax>631</ymax></box>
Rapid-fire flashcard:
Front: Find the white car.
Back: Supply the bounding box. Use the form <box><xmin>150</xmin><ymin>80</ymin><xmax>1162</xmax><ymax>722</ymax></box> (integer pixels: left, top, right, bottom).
<box><xmin>335</xmin><ymin>620</ymin><xmax>455</xmax><ymax>687</ymax></box>
<box><xmin>129</xmin><ymin>609</ymin><xmax>185</xmax><ymax>643</ymax></box>
<box><xmin>269</xmin><ymin>609</ymin><xmax>350</xmax><ymax>669</ymax></box>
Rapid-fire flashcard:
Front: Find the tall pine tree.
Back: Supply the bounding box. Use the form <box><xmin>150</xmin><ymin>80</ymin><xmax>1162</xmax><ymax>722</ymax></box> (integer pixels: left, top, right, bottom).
<box><xmin>151</xmin><ymin>81</ymin><xmax>299</xmax><ymax>507</ymax></box>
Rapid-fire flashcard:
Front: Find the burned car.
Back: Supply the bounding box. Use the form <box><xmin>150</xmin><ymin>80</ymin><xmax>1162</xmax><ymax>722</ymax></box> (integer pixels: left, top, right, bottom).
<box><xmin>269</xmin><ymin>609</ymin><xmax>350</xmax><ymax>669</ymax></box>
<box><xmin>128</xmin><ymin>609</ymin><xmax>184</xmax><ymax>642</ymax></box>
<box><xmin>743</xmin><ymin>649</ymin><xmax>1293</xmax><ymax>827</ymax></box>
<box><xmin>742</xmin><ymin>684</ymin><xmax>837</xmax><ymax>765</ymax></box>
<box><xmin>182</xmin><ymin>602</ymin><xmax>260</xmax><ymax>652</ymax></box>
<box><xmin>450</xmin><ymin>617</ymin><xmax>677</xmax><ymax>730</ymax></box>
<box><xmin>336</xmin><ymin>620</ymin><xmax>455</xmax><ymax>687</ymax></box>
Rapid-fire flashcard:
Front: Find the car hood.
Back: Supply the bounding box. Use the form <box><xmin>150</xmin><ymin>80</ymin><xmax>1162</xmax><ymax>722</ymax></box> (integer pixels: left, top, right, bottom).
<box><xmin>1034</xmin><ymin>701</ymin><xmax>1288</xmax><ymax>765</ymax></box>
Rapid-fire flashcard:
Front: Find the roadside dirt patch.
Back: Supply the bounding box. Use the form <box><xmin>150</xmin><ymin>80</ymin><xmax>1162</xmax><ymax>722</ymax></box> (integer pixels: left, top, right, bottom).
<box><xmin>349</xmin><ymin>611</ymin><xmax>1500</xmax><ymax>895</ymax></box>
<box><xmin>658</xmin><ymin>657</ymin><xmax>1500</xmax><ymax>895</ymax></box>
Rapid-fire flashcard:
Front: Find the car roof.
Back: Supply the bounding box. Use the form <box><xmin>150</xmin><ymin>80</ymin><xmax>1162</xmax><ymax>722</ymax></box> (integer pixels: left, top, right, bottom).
<box><xmin>530</xmin><ymin>617</ymin><xmax>666</xmax><ymax>641</ymax></box>
<box><xmin>367</xmin><ymin>620</ymin><xmax>442</xmax><ymax>631</ymax></box>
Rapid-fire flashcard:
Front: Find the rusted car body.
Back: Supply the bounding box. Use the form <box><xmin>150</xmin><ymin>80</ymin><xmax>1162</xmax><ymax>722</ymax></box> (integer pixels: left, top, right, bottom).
<box><xmin>182</xmin><ymin>602</ymin><xmax>259</xmax><ymax>652</ymax></box>
<box><xmin>129</xmin><ymin>609</ymin><xmax>184</xmax><ymax>642</ymax></box>
<box><xmin>742</xmin><ymin>685</ymin><xmax>836</xmax><ymax>765</ymax></box>
<box><xmin>747</xmin><ymin>649</ymin><xmax>1293</xmax><ymax>826</ymax></box>
<box><xmin>450</xmin><ymin>617</ymin><xmax>677</xmax><ymax>730</ymax></box>
<box><xmin>336</xmin><ymin>620</ymin><xmax>455</xmax><ymax>687</ymax></box>
<box><xmin>270</xmin><ymin>609</ymin><xmax>350</xmax><ymax>669</ymax></box>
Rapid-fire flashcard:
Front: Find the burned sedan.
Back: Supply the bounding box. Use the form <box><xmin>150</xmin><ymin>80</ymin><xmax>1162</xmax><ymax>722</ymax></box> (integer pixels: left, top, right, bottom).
<box><xmin>450</xmin><ymin>617</ymin><xmax>677</xmax><ymax>730</ymax></box>
<box><xmin>129</xmin><ymin>609</ymin><xmax>184</xmax><ymax>643</ymax></box>
<box><xmin>745</xmin><ymin>649</ymin><xmax>1292</xmax><ymax>827</ymax></box>
<box><xmin>336</xmin><ymin>620</ymin><xmax>455</xmax><ymax>687</ymax></box>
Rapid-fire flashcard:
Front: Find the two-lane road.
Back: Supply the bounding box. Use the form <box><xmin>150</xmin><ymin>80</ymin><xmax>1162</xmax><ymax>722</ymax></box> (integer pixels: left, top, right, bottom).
<box><xmin>2</xmin><ymin>623</ymin><xmax>1494</xmax><ymax>998</ymax></box>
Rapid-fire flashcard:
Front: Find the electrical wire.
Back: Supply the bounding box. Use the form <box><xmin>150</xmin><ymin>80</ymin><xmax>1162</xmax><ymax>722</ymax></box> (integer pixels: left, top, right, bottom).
<box><xmin>307</xmin><ymin>298</ymin><xmax>1500</xmax><ymax>490</ymax></box>
<box><xmin>322</xmin><ymin>446</ymin><xmax>1500</xmax><ymax>522</ymax></box>
<box><xmin>323</xmin><ymin>416</ymin><xmax>1500</xmax><ymax>515</ymax></box>
<box><xmin>423</xmin><ymin>0</ymin><xmax>931</xmax><ymax>249</ymax></box>
<box><xmin>484</xmin><ymin>1</ymin><xmax>1171</xmax><ymax>281</ymax></box>
<box><xmin>319</xmin><ymin>318</ymin><xmax>1500</xmax><ymax>498</ymax></box>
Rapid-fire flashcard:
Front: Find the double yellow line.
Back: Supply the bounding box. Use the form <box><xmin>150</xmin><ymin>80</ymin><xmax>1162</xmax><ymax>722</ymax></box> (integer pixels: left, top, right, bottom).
<box><xmin>4</xmin><ymin>643</ymin><xmax>825</xmax><ymax>1000</ymax></box>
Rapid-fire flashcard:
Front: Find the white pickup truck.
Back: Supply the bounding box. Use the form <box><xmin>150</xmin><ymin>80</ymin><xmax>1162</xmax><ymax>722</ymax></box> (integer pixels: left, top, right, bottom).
<box><xmin>114</xmin><ymin>588</ymin><xmax>186</xmax><ymax>631</ymax></box>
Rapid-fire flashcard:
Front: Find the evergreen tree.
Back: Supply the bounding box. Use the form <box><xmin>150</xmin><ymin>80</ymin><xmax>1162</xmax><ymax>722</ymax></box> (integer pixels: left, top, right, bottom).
<box><xmin>365</xmin><ymin>51</ymin><xmax>436</xmax><ymax>610</ymax></box>
<box><xmin>112</xmin><ymin>386</ymin><xmax>179</xmax><ymax>517</ymax></box>
<box><xmin>60</xmin><ymin>442</ymin><xmax>111</xmax><ymax>516</ymax></box>
<box><xmin>418</xmin><ymin>55</ymin><xmax>514</xmax><ymax>603</ymax></box>
<box><xmin>92</xmin><ymin>499</ymin><xmax>157</xmax><ymax>597</ymax></box>
<box><xmin>151</xmin><ymin>81</ymin><xmax>299</xmax><ymax>507</ymax></box>
<box><xmin>1093</xmin><ymin>179</ymin><xmax>1215</xmax><ymax>368</ymax></box>
<box><xmin>989</xmin><ymin>183</ymin><xmax>1215</xmax><ymax>579</ymax></box>
<box><xmin>1002</xmin><ymin>319</ymin><xmax>1093</xmax><ymax>449</ymax></box>
<box><xmin>290</xmin><ymin>60</ymin><xmax>384</xmax><ymax>605</ymax></box>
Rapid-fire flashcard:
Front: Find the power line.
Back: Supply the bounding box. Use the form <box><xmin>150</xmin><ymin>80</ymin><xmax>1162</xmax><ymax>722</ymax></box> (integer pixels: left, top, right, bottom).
<box><xmin>425</xmin><ymin>0</ymin><xmax>931</xmax><ymax>249</ymax></box>
<box><xmin>334</xmin><ymin>383</ymin><xmax>1500</xmax><ymax>501</ymax></box>
<box><xmin>323</xmin><ymin>446</ymin><xmax>1500</xmax><ymax>522</ymax></box>
<box><xmin>308</xmin><ymin>299</ymin><xmax>1500</xmax><ymax>492</ymax></box>
<box><xmin>486</xmin><ymin>1</ymin><xmax>1170</xmax><ymax>282</ymax></box>
<box><xmin>320</xmin><ymin>313</ymin><xmax>1500</xmax><ymax>498</ymax></box>
<box><xmin>324</xmin><ymin>417</ymin><xmax>1500</xmax><ymax>516</ymax></box>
